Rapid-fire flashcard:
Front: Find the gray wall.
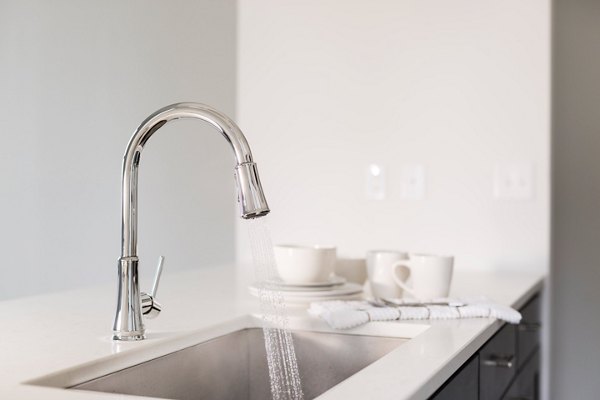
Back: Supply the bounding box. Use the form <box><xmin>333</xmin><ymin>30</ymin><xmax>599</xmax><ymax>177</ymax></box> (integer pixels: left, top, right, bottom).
<box><xmin>0</xmin><ymin>1</ymin><xmax>237</xmax><ymax>300</ymax></box>
<box><xmin>551</xmin><ymin>0</ymin><xmax>600</xmax><ymax>398</ymax></box>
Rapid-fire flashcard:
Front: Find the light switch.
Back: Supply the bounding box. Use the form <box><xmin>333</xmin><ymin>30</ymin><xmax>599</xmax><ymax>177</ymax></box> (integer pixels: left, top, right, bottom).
<box><xmin>399</xmin><ymin>164</ymin><xmax>425</xmax><ymax>200</ymax></box>
<box><xmin>493</xmin><ymin>163</ymin><xmax>534</xmax><ymax>200</ymax></box>
<box><xmin>366</xmin><ymin>164</ymin><xmax>386</xmax><ymax>200</ymax></box>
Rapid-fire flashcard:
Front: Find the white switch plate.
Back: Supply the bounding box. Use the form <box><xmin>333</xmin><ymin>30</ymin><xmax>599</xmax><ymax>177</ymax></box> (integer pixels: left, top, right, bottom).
<box><xmin>493</xmin><ymin>163</ymin><xmax>534</xmax><ymax>200</ymax></box>
<box><xmin>366</xmin><ymin>164</ymin><xmax>386</xmax><ymax>200</ymax></box>
<box><xmin>399</xmin><ymin>164</ymin><xmax>425</xmax><ymax>200</ymax></box>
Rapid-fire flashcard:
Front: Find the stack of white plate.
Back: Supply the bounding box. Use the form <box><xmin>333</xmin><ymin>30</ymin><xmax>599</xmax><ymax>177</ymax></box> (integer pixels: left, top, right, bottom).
<box><xmin>248</xmin><ymin>276</ymin><xmax>363</xmax><ymax>304</ymax></box>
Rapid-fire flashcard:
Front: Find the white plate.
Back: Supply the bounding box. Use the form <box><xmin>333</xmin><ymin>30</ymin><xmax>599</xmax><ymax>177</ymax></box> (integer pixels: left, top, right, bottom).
<box><xmin>280</xmin><ymin>293</ymin><xmax>364</xmax><ymax>305</ymax></box>
<box><xmin>266</xmin><ymin>275</ymin><xmax>346</xmax><ymax>289</ymax></box>
<box><xmin>261</xmin><ymin>283</ymin><xmax>342</xmax><ymax>293</ymax></box>
<box><xmin>248</xmin><ymin>282</ymin><xmax>363</xmax><ymax>299</ymax></box>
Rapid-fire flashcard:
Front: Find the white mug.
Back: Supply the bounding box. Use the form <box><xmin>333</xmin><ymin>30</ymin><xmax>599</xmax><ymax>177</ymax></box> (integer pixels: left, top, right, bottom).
<box><xmin>392</xmin><ymin>254</ymin><xmax>454</xmax><ymax>300</ymax></box>
<box><xmin>366</xmin><ymin>250</ymin><xmax>410</xmax><ymax>298</ymax></box>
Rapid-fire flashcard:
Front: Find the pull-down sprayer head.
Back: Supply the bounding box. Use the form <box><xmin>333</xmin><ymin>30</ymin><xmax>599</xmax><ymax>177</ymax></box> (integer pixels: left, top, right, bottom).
<box><xmin>235</xmin><ymin>162</ymin><xmax>270</xmax><ymax>219</ymax></box>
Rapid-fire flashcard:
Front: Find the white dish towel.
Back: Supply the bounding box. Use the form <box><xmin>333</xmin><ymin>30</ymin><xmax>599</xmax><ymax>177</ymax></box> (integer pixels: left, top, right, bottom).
<box><xmin>307</xmin><ymin>297</ymin><xmax>522</xmax><ymax>330</ymax></box>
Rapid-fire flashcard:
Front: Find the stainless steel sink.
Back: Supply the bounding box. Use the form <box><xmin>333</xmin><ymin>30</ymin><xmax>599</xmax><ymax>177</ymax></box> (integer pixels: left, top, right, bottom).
<box><xmin>71</xmin><ymin>328</ymin><xmax>406</xmax><ymax>400</ymax></box>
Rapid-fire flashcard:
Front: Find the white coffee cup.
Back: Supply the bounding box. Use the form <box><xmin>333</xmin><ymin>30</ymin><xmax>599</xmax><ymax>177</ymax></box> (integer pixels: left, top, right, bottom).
<box><xmin>273</xmin><ymin>244</ymin><xmax>337</xmax><ymax>284</ymax></box>
<box><xmin>335</xmin><ymin>257</ymin><xmax>367</xmax><ymax>284</ymax></box>
<box><xmin>392</xmin><ymin>254</ymin><xmax>454</xmax><ymax>300</ymax></box>
<box><xmin>366</xmin><ymin>250</ymin><xmax>410</xmax><ymax>298</ymax></box>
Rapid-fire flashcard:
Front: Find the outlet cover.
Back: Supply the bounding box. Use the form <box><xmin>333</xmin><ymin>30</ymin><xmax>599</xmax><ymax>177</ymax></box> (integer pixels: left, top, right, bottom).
<box><xmin>366</xmin><ymin>164</ymin><xmax>386</xmax><ymax>200</ymax></box>
<box><xmin>399</xmin><ymin>164</ymin><xmax>426</xmax><ymax>200</ymax></box>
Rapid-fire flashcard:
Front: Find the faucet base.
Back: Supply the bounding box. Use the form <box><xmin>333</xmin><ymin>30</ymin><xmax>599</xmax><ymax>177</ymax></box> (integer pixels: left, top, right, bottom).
<box><xmin>112</xmin><ymin>257</ymin><xmax>145</xmax><ymax>341</ymax></box>
<box><xmin>112</xmin><ymin>331</ymin><xmax>145</xmax><ymax>341</ymax></box>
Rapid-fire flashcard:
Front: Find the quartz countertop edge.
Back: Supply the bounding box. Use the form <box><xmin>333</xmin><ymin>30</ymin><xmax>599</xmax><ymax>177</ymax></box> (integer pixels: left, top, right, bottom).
<box><xmin>0</xmin><ymin>265</ymin><xmax>545</xmax><ymax>400</ymax></box>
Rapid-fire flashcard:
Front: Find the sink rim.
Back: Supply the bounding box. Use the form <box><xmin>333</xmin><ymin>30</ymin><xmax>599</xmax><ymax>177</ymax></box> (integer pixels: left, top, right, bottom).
<box><xmin>26</xmin><ymin>314</ymin><xmax>430</xmax><ymax>393</ymax></box>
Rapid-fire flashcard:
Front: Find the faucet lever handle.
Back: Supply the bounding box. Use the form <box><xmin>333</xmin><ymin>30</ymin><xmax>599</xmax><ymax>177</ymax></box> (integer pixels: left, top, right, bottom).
<box><xmin>141</xmin><ymin>256</ymin><xmax>165</xmax><ymax>319</ymax></box>
<box><xmin>151</xmin><ymin>255</ymin><xmax>165</xmax><ymax>298</ymax></box>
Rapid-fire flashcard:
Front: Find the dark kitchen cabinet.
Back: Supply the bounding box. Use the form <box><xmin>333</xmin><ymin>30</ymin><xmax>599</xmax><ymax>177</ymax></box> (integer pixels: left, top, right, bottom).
<box><xmin>431</xmin><ymin>355</ymin><xmax>479</xmax><ymax>400</ymax></box>
<box><xmin>430</xmin><ymin>293</ymin><xmax>541</xmax><ymax>400</ymax></box>
<box><xmin>503</xmin><ymin>350</ymin><xmax>540</xmax><ymax>400</ymax></box>
<box><xmin>517</xmin><ymin>296</ymin><xmax>541</xmax><ymax>368</ymax></box>
<box><xmin>480</xmin><ymin>323</ymin><xmax>517</xmax><ymax>400</ymax></box>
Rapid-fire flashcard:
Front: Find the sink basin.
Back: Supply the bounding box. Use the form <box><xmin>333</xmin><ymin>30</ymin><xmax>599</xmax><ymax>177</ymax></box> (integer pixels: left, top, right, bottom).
<box><xmin>74</xmin><ymin>328</ymin><xmax>404</xmax><ymax>400</ymax></box>
<box><xmin>28</xmin><ymin>315</ymin><xmax>429</xmax><ymax>400</ymax></box>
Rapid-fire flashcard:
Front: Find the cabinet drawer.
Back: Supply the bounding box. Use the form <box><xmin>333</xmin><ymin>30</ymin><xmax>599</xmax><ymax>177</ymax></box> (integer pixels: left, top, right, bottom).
<box><xmin>480</xmin><ymin>324</ymin><xmax>517</xmax><ymax>400</ymax></box>
<box><xmin>430</xmin><ymin>355</ymin><xmax>479</xmax><ymax>400</ymax></box>
<box><xmin>517</xmin><ymin>295</ymin><xmax>541</xmax><ymax>367</ymax></box>
<box><xmin>503</xmin><ymin>349</ymin><xmax>540</xmax><ymax>400</ymax></box>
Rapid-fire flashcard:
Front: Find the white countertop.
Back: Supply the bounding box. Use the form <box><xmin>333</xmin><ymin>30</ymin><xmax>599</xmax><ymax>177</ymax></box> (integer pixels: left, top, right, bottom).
<box><xmin>0</xmin><ymin>265</ymin><xmax>544</xmax><ymax>400</ymax></box>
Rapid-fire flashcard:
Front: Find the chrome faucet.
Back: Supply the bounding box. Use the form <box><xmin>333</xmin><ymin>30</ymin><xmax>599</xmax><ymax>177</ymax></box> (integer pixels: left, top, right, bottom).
<box><xmin>113</xmin><ymin>102</ymin><xmax>270</xmax><ymax>341</ymax></box>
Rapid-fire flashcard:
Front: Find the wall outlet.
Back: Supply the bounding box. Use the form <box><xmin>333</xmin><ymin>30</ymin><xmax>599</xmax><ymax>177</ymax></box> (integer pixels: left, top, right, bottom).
<box><xmin>399</xmin><ymin>164</ymin><xmax>426</xmax><ymax>200</ymax></box>
<box><xmin>366</xmin><ymin>164</ymin><xmax>386</xmax><ymax>200</ymax></box>
<box><xmin>493</xmin><ymin>163</ymin><xmax>534</xmax><ymax>200</ymax></box>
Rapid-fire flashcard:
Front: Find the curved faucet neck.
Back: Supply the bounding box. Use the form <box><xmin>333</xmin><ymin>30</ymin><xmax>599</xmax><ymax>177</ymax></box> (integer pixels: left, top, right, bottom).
<box><xmin>120</xmin><ymin>102</ymin><xmax>254</xmax><ymax>258</ymax></box>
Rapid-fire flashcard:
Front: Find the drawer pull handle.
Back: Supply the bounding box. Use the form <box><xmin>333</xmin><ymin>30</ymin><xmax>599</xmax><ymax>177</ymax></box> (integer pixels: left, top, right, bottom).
<box><xmin>483</xmin><ymin>354</ymin><xmax>514</xmax><ymax>368</ymax></box>
<box><xmin>519</xmin><ymin>322</ymin><xmax>541</xmax><ymax>332</ymax></box>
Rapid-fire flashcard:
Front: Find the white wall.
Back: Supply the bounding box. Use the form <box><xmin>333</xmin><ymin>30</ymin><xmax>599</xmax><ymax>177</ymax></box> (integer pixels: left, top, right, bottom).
<box><xmin>0</xmin><ymin>0</ymin><xmax>237</xmax><ymax>300</ymax></box>
<box><xmin>237</xmin><ymin>0</ymin><xmax>550</xmax><ymax>275</ymax></box>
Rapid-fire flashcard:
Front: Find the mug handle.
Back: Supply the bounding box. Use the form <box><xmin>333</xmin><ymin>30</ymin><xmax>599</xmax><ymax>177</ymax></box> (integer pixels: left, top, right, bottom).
<box><xmin>391</xmin><ymin>261</ymin><xmax>419</xmax><ymax>299</ymax></box>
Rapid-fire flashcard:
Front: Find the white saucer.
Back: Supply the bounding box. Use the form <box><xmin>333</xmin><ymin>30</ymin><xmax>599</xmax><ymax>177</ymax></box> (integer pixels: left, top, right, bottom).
<box><xmin>249</xmin><ymin>282</ymin><xmax>363</xmax><ymax>299</ymax></box>
<box><xmin>266</xmin><ymin>275</ymin><xmax>346</xmax><ymax>289</ymax></box>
